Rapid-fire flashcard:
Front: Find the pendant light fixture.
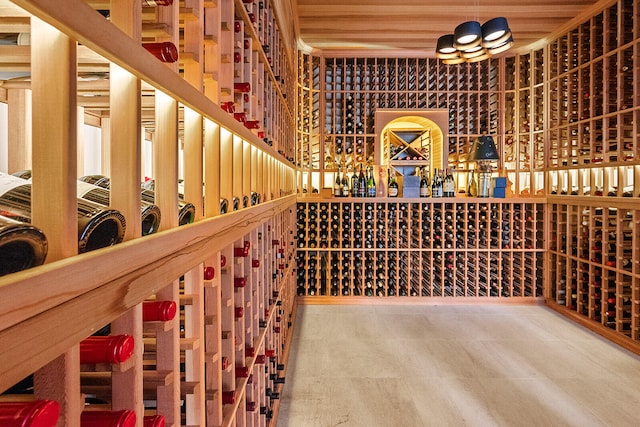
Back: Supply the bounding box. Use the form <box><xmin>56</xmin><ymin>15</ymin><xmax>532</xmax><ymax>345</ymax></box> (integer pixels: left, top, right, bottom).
<box><xmin>436</xmin><ymin>15</ymin><xmax>513</xmax><ymax>63</ymax></box>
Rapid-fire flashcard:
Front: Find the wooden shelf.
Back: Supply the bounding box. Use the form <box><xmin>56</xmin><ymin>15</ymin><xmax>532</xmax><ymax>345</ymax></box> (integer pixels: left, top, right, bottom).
<box><xmin>295</xmin><ymin>199</ymin><xmax>544</xmax><ymax>299</ymax></box>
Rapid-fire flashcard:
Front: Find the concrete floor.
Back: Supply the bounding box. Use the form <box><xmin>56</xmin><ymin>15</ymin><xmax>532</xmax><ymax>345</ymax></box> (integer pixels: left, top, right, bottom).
<box><xmin>278</xmin><ymin>304</ymin><xmax>640</xmax><ymax>427</ymax></box>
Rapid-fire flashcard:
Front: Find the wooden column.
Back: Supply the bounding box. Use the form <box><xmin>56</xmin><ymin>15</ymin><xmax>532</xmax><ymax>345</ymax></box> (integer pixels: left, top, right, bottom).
<box><xmin>153</xmin><ymin>90</ymin><xmax>180</xmax><ymax>425</ymax></box>
<box><xmin>6</xmin><ymin>88</ymin><xmax>31</xmax><ymax>174</ymax></box>
<box><xmin>155</xmin><ymin>279</ymin><xmax>180</xmax><ymax>425</ymax></box>
<box><xmin>30</xmin><ymin>17</ymin><xmax>80</xmax><ymax>427</ymax></box>
<box><xmin>204</xmin><ymin>119</ymin><xmax>221</xmax><ymax>217</ymax></box>
<box><xmin>183</xmin><ymin>265</ymin><xmax>206</xmax><ymax>426</ymax></box>
<box><xmin>154</xmin><ymin>90</ymin><xmax>180</xmax><ymax>229</ymax></box>
<box><xmin>183</xmin><ymin>0</ymin><xmax>204</xmax><ymax>91</ymax></box>
<box><xmin>107</xmin><ymin>2</ymin><xmax>144</xmax><ymax>423</ymax></box>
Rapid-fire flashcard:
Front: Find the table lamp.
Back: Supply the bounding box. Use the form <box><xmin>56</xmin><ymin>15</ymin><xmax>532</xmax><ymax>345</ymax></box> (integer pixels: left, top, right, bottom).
<box><xmin>469</xmin><ymin>135</ymin><xmax>500</xmax><ymax>197</ymax></box>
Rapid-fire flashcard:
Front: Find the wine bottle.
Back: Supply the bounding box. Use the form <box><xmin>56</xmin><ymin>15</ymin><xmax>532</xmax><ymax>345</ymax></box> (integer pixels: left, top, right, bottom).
<box><xmin>467</xmin><ymin>170</ymin><xmax>478</xmax><ymax>197</ymax></box>
<box><xmin>419</xmin><ymin>168</ymin><xmax>430</xmax><ymax>198</ymax></box>
<box><xmin>76</xmin><ymin>180</ymin><xmax>161</xmax><ymax>236</ymax></box>
<box><xmin>443</xmin><ymin>168</ymin><xmax>456</xmax><ymax>197</ymax></box>
<box><xmin>80</xmin><ymin>334</ymin><xmax>135</xmax><ymax>364</ymax></box>
<box><xmin>431</xmin><ymin>168</ymin><xmax>442</xmax><ymax>198</ymax></box>
<box><xmin>358</xmin><ymin>166</ymin><xmax>366</xmax><ymax>197</ymax></box>
<box><xmin>367</xmin><ymin>167</ymin><xmax>376</xmax><ymax>197</ymax></box>
<box><xmin>143</xmin><ymin>42</ymin><xmax>178</xmax><ymax>63</ymax></box>
<box><xmin>333</xmin><ymin>168</ymin><xmax>342</xmax><ymax>197</ymax></box>
<box><xmin>81</xmin><ymin>410</ymin><xmax>136</xmax><ymax>427</ymax></box>
<box><xmin>351</xmin><ymin>170</ymin><xmax>359</xmax><ymax>197</ymax></box>
<box><xmin>84</xmin><ymin>175</ymin><xmax>196</xmax><ymax>226</ymax></box>
<box><xmin>0</xmin><ymin>400</ymin><xmax>60</xmax><ymax>426</ymax></box>
<box><xmin>0</xmin><ymin>29</ymin><xmax>35</xmax><ymax>47</ymax></box>
<box><xmin>388</xmin><ymin>170</ymin><xmax>399</xmax><ymax>197</ymax></box>
<box><xmin>341</xmin><ymin>172</ymin><xmax>350</xmax><ymax>197</ymax></box>
<box><xmin>0</xmin><ymin>173</ymin><xmax>126</xmax><ymax>253</ymax></box>
<box><xmin>0</xmin><ymin>214</ymin><xmax>48</xmax><ymax>277</ymax></box>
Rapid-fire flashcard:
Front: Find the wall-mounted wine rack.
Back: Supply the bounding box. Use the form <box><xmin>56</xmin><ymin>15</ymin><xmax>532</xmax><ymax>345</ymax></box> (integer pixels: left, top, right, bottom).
<box><xmin>545</xmin><ymin>0</ymin><xmax>640</xmax><ymax>353</ymax></box>
<box><xmin>0</xmin><ymin>0</ymin><xmax>298</xmax><ymax>426</ymax></box>
<box><xmin>295</xmin><ymin>199</ymin><xmax>545</xmax><ymax>301</ymax></box>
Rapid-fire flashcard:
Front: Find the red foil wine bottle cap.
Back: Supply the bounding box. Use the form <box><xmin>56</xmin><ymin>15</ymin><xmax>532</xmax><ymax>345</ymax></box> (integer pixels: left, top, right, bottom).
<box><xmin>204</xmin><ymin>266</ymin><xmax>215</xmax><ymax>280</ymax></box>
<box><xmin>80</xmin><ymin>410</ymin><xmax>136</xmax><ymax>427</ymax></box>
<box><xmin>235</xmin><ymin>306</ymin><xmax>244</xmax><ymax>318</ymax></box>
<box><xmin>143</xmin><ymin>415</ymin><xmax>165</xmax><ymax>427</ymax></box>
<box><xmin>220</xmin><ymin>101</ymin><xmax>235</xmax><ymax>113</ymax></box>
<box><xmin>220</xmin><ymin>254</ymin><xmax>227</xmax><ymax>267</ymax></box>
<box><xmin>0</xmin><ymin>400</ymin><xmax>60</xmax><ymax>427</ymax></box>
<box><xmin>252</xmin><ymin>259</ymin><xmax>260</xmax><ymax>268</ymax></box>
<box><xmin>80</xmin><ymin>335</ymin><xmax>135</xmax><ymax>364</ymax></box>
<box><xmin>142</xmin><ymin>42</ymin><xmax>178</xmax><ymax>63</ymax></box>
<box><xmin>222</xmin><ymin>390</ymin><xmax>236</xmax><ymax>405</ymax></box>
<box><xmin>235</xmin><ymin>366</ymin><xmax>250</xmax><ymax>377</ymax></box>
<box><xmin>233</xmin><ymin>112</ymin><xmax>247</xmax><ymax>123</ymax></box>
<box><xmin>234</xmin><ymin>277</ymin><xmax>247</xmax><ymax>288</ymax></box>
<box><xmin>234</xmin><ymin>82</ymin><xmax>251</xmax><ymax>93</ymax></box>
<box><xmin>245</xmin><ymin>120</ymin><xmax>260</xmax><ymax>130</ymax></box>
<box><xmin>142</xmin><ymin>300</ymin><xmax>177</xmax><ymax>322</ymax></box>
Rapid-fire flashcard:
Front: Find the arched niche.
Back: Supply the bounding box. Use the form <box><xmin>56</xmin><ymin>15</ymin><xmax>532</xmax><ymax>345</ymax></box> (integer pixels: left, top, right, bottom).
<box><xmin>374</xmin><ymin>109</ymin><xmax>449</xmax><ymax>176</ymax></box>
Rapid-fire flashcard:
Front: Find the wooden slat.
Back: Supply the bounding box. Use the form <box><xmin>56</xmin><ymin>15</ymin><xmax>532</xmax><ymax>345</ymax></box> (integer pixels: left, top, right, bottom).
<box><xmin>295</xmin><ymin>0</ymin><xmax>606</xmax><ymax>53</ymax></box>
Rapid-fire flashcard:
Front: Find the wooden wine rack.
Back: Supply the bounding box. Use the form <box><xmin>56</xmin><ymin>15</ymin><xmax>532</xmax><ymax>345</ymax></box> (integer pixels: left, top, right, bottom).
<box><xmin>0</xmin><ymin>0</ymin><xmax>298</xmax><ymax>426</ymax></box>
<box><xmin>544</xmin><ymin>0</ymin><xmax>640</xmax><ymax>354</ymax></box>
<box><xmin>297</xmin><ymin>54</ymin><xmax>522</xmax><ymax>195</ymax></box>
<box><xmin>295</xmin><ymin>199</ymin><xmax>545</xmax><ymax>302</ymax></box>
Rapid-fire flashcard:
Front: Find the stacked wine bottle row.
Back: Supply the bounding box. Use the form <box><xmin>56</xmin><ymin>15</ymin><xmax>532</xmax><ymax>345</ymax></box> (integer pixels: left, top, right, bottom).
<box><xmin>296</xmin><ymin>51</ymin><xmax>545</xmax><ymax>196</ymax></box>
<box><xmin>502</xmin><ymin>49</ymin><xmax>546</xmax><ymax>196</ymax></box>
<box><xmin>212</xmin><ymin>207</ymin><xmax>296</xmax><ymax>426</ymax></box>
<box><xmin>548</xmin><ymin>202</ymin><xmax>640</xmax><ymax>343</ymax></box>
<box><xmin>296</xmin><ymin>54</ymin><xmax>321</xmax><ymax>170</ymax></box>
<box><xmin>225</xmin><ymin>0</ymin><xmax>295</xmax><ymax>160</ymax></box>
<box><xmin>0</xmin><ymin>204</ymin><xmax>297</xmax><ymax>427</ymax></box>
<box><xmin>319</xmin><ymin>57</ymin><xmax>502</xmax><ymax>172</ymax></box>
<box><xmin>82</xmin><ymin>0</ymin><xmax>296</xmax><ymax>162</ymax></box>
<box><xmin>295</xmin><ymin>200</ymin><xmax>544</xmax><ymax>300</ymax></box>
<box><xmin>545</xmin><ymin>0</ymin><xmax>639</xmax><ymax>195</ymax></box>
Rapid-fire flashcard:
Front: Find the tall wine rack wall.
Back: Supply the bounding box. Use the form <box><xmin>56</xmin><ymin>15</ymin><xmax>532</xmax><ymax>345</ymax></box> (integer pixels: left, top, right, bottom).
<box><xmin>296</xmin><ymin>199</ymin><xmax>545</xmax><ymax>302</ymax></box>
<box><xmin>546</xmin><ymin>0</ymin><xmax>640</xmax><ymax>352</ymax></box>
<box><xmin>0</xmin><ymin>0</ymin><xmax>298</xmax><ymax>426</ymax></box>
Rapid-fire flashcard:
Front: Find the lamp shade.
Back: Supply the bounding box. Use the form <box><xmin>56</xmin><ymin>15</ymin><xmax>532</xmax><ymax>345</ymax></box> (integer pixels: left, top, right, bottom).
<box><xmin>454</xmin><ymin>21</ymin><xmax>482</xmax><ymax>49</ymax></box>
<box><xmin>436</xmin><ymin>34</ymin><xmax>457</xmax><ymax>54</ymax></box>
<box><xmin>482</xmin><ymin>17</ymin><xmax>509</xmax><ymax>42</ymax></box>
<box><xmin>469</xmin><ymin>136</ymin><xmax>500</xmax><ymax>161</ymax></box>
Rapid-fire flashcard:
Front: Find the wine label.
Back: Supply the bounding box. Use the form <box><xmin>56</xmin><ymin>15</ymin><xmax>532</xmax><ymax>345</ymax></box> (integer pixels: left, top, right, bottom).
<box><xmin>77</xmin><ymin>180</ymin><xmax>100</xmax><ymax>198</ymax></box>
<box><xmin>0</xmin><ymin>172</ymin><xmax>30</xmax><ymax>194</ymax></box>
<box><xmin>389</xmin><ymin>186</ymin><xmax>398</xmax><ymax>197</ymax></box>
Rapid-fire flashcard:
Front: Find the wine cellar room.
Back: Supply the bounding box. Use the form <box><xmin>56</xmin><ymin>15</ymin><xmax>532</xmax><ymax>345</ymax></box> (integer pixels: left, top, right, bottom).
<box><xmin>0</xmin><ymin>0</ymin><xmax>640</xmax><ymax>426</ymax></box>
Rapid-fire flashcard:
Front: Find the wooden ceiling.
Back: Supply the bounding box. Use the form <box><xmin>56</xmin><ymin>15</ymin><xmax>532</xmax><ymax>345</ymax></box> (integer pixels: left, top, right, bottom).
<box><xmin>294</xmin><ymin>0</ymin><xmax>607</xmax><ymax>54</ymax></box>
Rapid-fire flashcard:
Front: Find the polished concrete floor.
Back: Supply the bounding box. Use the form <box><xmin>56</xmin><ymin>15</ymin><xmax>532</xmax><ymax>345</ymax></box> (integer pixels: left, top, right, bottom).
<box><xmin>278</xmin><ymin>305</ymin><xmax>640</xmax><ymax>427</ymax></box>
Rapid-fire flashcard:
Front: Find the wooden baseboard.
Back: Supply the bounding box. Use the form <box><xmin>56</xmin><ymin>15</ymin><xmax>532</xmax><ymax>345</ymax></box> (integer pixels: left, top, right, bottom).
<box><xmin>296</xmin><ymin>296</ymin><xmax>545</xmax><ymax>305</ymax></box>
<box><xmin>545</xmin><ymin>300</ymin><xmax>640</xmax><ymax>357</ymax></box>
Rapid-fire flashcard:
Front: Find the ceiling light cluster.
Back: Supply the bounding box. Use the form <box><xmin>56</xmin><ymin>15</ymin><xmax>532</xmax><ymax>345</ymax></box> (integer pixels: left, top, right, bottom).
<box><xmin>436</xmin><ymin>17</ymin><xmax>513</xmax><ymax>64</ymax></box>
